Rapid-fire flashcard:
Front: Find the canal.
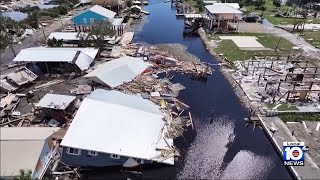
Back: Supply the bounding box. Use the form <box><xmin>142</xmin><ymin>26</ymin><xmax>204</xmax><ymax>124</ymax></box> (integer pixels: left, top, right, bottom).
<box><xmin>85</xmin><ymin>0</ymin><xmax>293</xmax><ymax>179</ymax></box>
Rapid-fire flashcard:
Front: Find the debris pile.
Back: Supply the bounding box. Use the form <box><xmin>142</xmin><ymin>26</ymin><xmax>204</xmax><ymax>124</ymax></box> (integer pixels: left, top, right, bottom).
<box><xmin>231</xmin><ymin>55</ymin><xmax>320</xmax><ymax>115</ymax></box>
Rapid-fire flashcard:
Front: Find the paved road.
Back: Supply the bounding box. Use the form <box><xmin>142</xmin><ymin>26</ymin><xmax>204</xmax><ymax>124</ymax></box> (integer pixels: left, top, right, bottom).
<box><xmin>0</xmin><ymin>16</ymin><xmax>72</xmax><ymax>67</ymax></box>
<box><xmin>261</xmin><ymin>116</ymin><xmax>320</xmax><ymax>179</ymax></box>
<box><xmin>262</xmin><ymin>19</ymin><xmax>320</xmax><ymax>60</ymax></box>
<box><xmin>271</xmin><ymin>27</ymin><xmax>320</xmax><ymax>60</ymax></box>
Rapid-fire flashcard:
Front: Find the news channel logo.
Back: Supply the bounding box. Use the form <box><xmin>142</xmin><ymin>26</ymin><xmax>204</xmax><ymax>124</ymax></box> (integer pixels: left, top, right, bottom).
<box><xmin>283</xmin><ymin>142</ymin><xmax>308</xmax><ymax>166</ymax></box>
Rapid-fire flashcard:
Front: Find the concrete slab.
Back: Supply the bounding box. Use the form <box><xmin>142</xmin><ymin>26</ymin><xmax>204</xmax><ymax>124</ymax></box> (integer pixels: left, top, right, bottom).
<box><xmin>260</xmin><ymin>116</ymin><xmax>320</xmax><ymax>179</ymax></box>
<box><xmin>286</xmin><ymin>121</ymin><xmax>320</xmax><ymax>167</ymax></box>
<box><xmin>219</xmin><ymin>36</ymin><xmax>272</xmax><ymax>50</ymax></box>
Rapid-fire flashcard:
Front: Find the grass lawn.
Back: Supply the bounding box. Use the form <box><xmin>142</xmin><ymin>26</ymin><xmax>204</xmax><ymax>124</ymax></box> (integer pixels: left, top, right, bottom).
<box><xmin>185</xmin><ymin>0</ymin><xmax>201</xmax><ymax>13</ymax></box>
<box><xmin>301</xmin><ymin>32</ymin><xmax>320</xmax><ymax>48</ymax></box>
<box><xmin>210</xmin><ymin>32</ymin><xmax>299</xmax><ymax>61</ymax></box>
<box><xmin>280</xmin><ymin>114</ymin><xmax>320</xmax><ymax>122</ymax></box>
<box><xmin>244</xmin><ymin>0</ymin><xmax>320</xmax><ymax>25</ymax></box>
<box><xmin>266</xmin><ymin>103</ymin><xmax>299</xmax><ymax>111</ymax></box>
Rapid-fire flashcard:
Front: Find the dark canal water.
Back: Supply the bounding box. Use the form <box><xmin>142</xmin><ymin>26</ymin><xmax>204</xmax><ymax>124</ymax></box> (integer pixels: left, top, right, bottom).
<box><xmin>84</xmin><ymin>0</ymin><xmax>292</xmax><ymax>179</ymax></box>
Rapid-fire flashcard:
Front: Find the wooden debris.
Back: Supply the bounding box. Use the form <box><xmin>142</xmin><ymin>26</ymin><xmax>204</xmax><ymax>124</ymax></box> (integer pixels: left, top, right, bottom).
<box><xmin>189</xmin><ymin>112</ymin><xmax>195</xmax><ymax>130</ymax></box>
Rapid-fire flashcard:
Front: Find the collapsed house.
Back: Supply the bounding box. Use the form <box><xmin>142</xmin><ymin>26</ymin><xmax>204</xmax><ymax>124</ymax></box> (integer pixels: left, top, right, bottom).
<box><xmin>12</xmin><ymin>47</ymin><xmax>99</xmax><ymax>73</ymax></box>
<box><xmin>84</xmin><ymin>56</ymin><xmax>149</xmax><ymax>88</ymax></box>
<box><xmin>0</xmin><ymin>67</ymin><xmax>38</xmax><ymax>92</ymax></box>
<box><xmin>33</xmin><ymin>93</ymin><xmax>76</xmax><ymax>124</ymax></box>
<box><xmin>0</xmin><ymin>127</ymin><xmax>60</xmax><ymax>179</ymax></box>
<box><xmin>232</xmin><ymin>55</ymin><xmax>320</xmax><ymax>114</ymax></box>
<box><xmin>60</xmin><ymin>89</ymin><xmax>174</xmax><ymax>167</ymax></box>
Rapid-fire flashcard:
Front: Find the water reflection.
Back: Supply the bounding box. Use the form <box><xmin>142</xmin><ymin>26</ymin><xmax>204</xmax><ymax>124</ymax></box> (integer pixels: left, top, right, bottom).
<box><xmin>1</xmin><ymin>11</ymin><xmax>28</xmax><ymax>21</ymax></box>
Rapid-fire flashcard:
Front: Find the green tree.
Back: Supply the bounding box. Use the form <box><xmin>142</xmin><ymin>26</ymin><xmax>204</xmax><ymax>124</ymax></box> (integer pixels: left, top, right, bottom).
<box><xmin>26</xmin><ymin>11</ymin><xmax>39</xmax><ymax>29</ymax></box>
<box><xmin>0</xmin><ymin>33</ymin><xmax>10</xmax><ymax>50</ymax></box>
<box><xmin>57</xmin><ymin>4</ymin><xmax>69</xmax><ymax>15</ymax></box>
<box><xmin>126</xmin><ymin>0</ymin><xmax>133</xmax><ymax>7</ymax></box>
<box><xmin>15</xmin><ymin>169</ymin><xmax>32</xmax><ymax>180</ymax></box>
<box><xmin>273</xmin><ymin>0</ymin><xmax>281</xmax><ymax>8</ymax></box>
<box><xmin>197</xmin><ymin>0</ymin><xmax>205</xmax><ymax>12</ymax></box>
<box><xmin>47</xmin><ymin>37</ymin><xmax>63</xmax><ymax>47</ymax></box>
<box><xmin>255</xmin><ymin>0</ymin><xmax>266</xmax><ymax>10</ymax></box>
<box><xmin>78</xmin><ymin>21</ymin><xmax>116</xmax><ymax>48</ymax></box>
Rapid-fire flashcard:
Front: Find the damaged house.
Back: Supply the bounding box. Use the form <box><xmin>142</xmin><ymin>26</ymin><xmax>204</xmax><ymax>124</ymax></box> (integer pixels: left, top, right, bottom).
<box><xmin>33</xmin><ymin>93</ymin><xmax>77</xmax><ymax>125</ymax></box>
<box><xmin>60</xmin><ymin>89</ymin><xmax>174</xmax><ymax>167</ymax></box>
<box><xmin>0</xmin><ymin>127</ymin><xmax>60</xmax><ymax>179</ymax></box>
<box><xmin>84</xmin><ymin>56</ymin><xmax>149</xmax><ymax>88</ymax></box>
<box><xmin>12</xmin><ymin>47</ymin><xmax>99</xmax><ymax>74</ymax></box>
<box><xmin>0</xmin><ymin>67</ymin><xmax>38</xmax><ymax>92</ymax></box>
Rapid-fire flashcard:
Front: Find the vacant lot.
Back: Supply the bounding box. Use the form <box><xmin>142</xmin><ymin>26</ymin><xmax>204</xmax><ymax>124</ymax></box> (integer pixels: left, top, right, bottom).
<box><xmin>244</xmin><ymin>0</ymin><xmax>320</xmax><ymax>25</ymax></box>
<box><xmin>302</xmin><ymin>32</ymin><xmax>320</xmax><ymax>48</ymax></box>
<box><xmin>209</xmin><ymin>32</ymin><xmax>299</xmax><ymax>61</ymax></box>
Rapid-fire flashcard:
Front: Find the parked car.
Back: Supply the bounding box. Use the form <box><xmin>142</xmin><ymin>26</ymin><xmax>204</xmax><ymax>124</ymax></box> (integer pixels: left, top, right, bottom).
<box><xmin>242</xmin><ymin>14</ymin><xmax>261</xmax><ymax>22</ymax></box>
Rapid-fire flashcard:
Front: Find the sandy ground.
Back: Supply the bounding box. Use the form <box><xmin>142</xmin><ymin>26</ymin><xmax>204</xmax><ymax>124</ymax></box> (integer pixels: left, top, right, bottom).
<box><xmin>155</xmin><ymin>44</ymin><xmax>201</xmax><ymax>63</ymax></box>
<box><xmin>238</xmin><ymin>22</ymin><xmax>270</xmax><ymax>33</ymax></box>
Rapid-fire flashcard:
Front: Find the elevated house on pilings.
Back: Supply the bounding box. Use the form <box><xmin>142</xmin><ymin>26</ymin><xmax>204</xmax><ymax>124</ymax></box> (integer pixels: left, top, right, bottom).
<box><xmin>203</xmin><ymin>3</ymin><xmax>242</xmax><ymax>32</ymax></box>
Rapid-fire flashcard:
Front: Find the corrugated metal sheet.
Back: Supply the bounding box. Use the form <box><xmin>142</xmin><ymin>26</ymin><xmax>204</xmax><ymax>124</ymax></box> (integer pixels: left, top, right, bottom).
<box><xmin>36</xmin><ymin>93</ymin><xmax>76</xmax><ymax>110</ymax></box>
<box><xmin>205</xmin><ymin>4</ymin><xmax>242</xmax><ymax>14</ymax></box>
<box><xmin>6</xmin><ymin>67</ymin><xmax>38</xmax><ymax>86</ymax></box>
<box><xmin>48</xmin><ymin>32</ymin><xmax>81</xmax><ymax>41</ymax></box>
<box><xmin>85</xmin><ymin>56</ymin><xmax>148</xmax><ymax>88</ymax></box>
<box><xmin>111</xmin><ymin>18</ymin><xmax>124</xmax><ymax>26</ymax></box>
<box><xmin>13</xmin><ymin>47</ymin><xmax>98</xmax><ymax>71</ymax></box>
<box><xmin>214</xmin><ymin>3</ymin><xmax>240</xmax><ymax>9</ymax></box>
<box><xmin>89</xmin><ymin>5</ymin><xmax>116</xmax><ymax>19</ymax></box>
<box><xmin>61</xmin><ymin>89</ymin><xmax>174</xmax><ymax>165</ymax></box>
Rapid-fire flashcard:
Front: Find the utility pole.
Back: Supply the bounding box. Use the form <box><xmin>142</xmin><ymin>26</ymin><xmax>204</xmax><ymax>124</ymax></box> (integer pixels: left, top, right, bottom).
<box><xmin>9</xmin><ymin>44</ymin><xmax>16</xmax><ymax>57</ymax></box>
<box><xmin>275</xmin><ymin>37</ymin><xmax>281</xmax><ymax>53</ymax></box>
<box><xmin>42</xmin><ymin>29</ymin><xmax>46</xmax><ymax>41</ymax></box>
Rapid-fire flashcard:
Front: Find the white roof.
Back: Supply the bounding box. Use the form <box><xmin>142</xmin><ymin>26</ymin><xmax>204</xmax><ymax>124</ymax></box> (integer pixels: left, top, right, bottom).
<box><xmin>202</xmin><ymin>1</ymin><xmax>216</xmax><ymax>4</ymax></box>
<box><xmin>36</xmin><ymin>93</ymin><xmax>76</xmax><ymax>110</ymax></box>
<box><xmin>130</xmin><ymin>5</ymin><xmax>142</xmax><ymax>10</ymax></box>
<box><xmin>205</xmin><ymin>4</ymin><xmax>242</xmax><ymax>14</ymax></box>
<box><xmin>85</xmin><ymin>56</ymin><xmax>149</xmax><ymax>88</ymax></box>
<box><xmin>87</xmin><ymin>5</ymin><xmax>116</xmax><ymax>19</ymax></box>
<box><xmin>48</xmin><ymin>32</ymin><xmax>80</xmax><ymax>41</ymax></box>
<box><xmin>1</xmin><ymin>127</ymin><xmax>60</xmax><ymax>177</ymax></box>
<box><xmin>61</xmin><ymin>89</ymin><xmax>174</xmax><ymax>165</ymax></box>
<box><xmin>213</xmin><ymin>3</ymin><xmax>240</xmax><ymax>9</ymax></box>
<box><xmin>48</xmin><ymin>32</ymin><xmax>115</xmax><ymax>41</ymax></box>
<box><xmin>111</xmin><ymin>18</ymin><xmax>124</xmax><ymax>26</ymax></box>
<box><xmin>12</xmin><ymin>47</ymin><xmax>98</xmax><ymax>71</ymax></box>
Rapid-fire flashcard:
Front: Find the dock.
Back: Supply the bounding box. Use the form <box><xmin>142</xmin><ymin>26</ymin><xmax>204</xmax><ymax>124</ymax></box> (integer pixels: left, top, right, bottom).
<box><xmin>141</xmin><ymin>10</ymin><xmax>150</xmax><ymax>15</ymax></box>
<box><xmin>259</xmin><ymin>116</ymin><xmax>320</xmax><ymax>179</ymax></box>
<box><xmin>120</xmin><ymin>32</ymin><xmax>135</xmax><ymax>46</ymax></box>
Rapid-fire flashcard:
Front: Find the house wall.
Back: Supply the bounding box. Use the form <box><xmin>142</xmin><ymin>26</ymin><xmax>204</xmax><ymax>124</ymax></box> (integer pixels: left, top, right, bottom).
<box><xmin>61</xmin><ymin>147</ymin><xmax>151</xmax><ymax>167</ymax></box>
<box><xmin>205</xmin><ymin>9</ymin><xmax>239</xmax><ymax>20</ymax></box>
<box><xmin>73</xmin><ymin>10</ymin><xmax>110</xmax><ymax>26</ymax></box>
<box><xmin>32</xmin><ymin>138</ymin><xmax>54</xmax><ymax>179</ymax></box>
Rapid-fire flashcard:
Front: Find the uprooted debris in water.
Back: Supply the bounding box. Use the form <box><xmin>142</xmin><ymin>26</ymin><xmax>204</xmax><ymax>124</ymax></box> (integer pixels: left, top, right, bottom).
<box><xmin>119</xmin><ymin>43</ymin><xmax>213</xmax><ymax>77</ymax></box>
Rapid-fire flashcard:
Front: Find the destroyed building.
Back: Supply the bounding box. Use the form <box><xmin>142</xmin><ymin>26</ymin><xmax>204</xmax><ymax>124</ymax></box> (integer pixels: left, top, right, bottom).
<box><xmin>232</xmin><ymin>55</ymin><xmax>320</xmax><ymax>114</ymax></box>
<box><xmin>0</xmin><ymin>67</ymin><xmax>38</xmax><ymax>93</ymax></box>
<box><xmin>84</xmin><ymin>56</ymin><xmax>149</xmax><ymax>88</ymax></box>
<box><xmin>60</xmin><ymin>89</ymin><xmax>174</xmax><ymax>167</ymax></box>
<box><xmin>33</xmin><ymin>93</ymin><xmax>77</xmax><ymax>125</ymax></box>
<box><xmin>12</xmin><ymin>47</ymin><xmax>99</xmax><ymax>74</ymax></box>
